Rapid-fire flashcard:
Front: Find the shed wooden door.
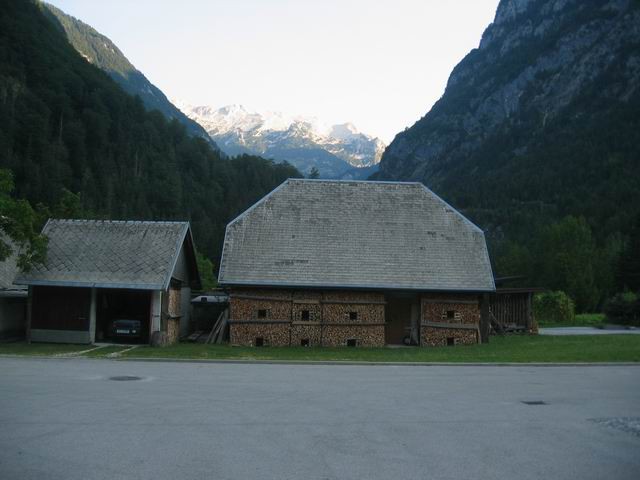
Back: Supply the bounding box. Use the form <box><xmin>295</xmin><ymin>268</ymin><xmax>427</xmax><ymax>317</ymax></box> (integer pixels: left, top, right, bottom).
<box><xmin>31</xmin><ymin>286</ymin><xmax>91</xmax><ymax>331</ymax></box>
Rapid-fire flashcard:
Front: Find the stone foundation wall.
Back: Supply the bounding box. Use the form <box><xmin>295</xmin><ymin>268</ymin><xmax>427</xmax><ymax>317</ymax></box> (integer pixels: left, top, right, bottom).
<box><xmin>420</xmin><ymin>293</ymin><xmax>481</xmax><ymax>346</ymax></box>
<box><xmin>229</xmin><ymin>288</ymin><xmax>385</xmax><ymax>347</ymax></box>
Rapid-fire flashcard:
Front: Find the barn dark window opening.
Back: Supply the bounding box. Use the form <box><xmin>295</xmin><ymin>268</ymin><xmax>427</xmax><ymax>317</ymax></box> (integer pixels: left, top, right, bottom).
<box><xmin>301</xmin><ymin>310</ymin><xmax>310</xmax><ymax>321</ymax></box>
<box><xmin>347</xmin><ymin>339</ymin><xmax>357</xmax><ymax>347</ymax></box>
<box><xmin>349</xmin><ymin>311</ymin><xmax>358</xmax><ymax>321</ymax></box>
<box><xmin>255</xmin><ymin>337</ymin><xmax>264</xmax><ymax>347</ymax></box>
<box><xmin>447</xmin><ymin>337</ymin><xmax>456</xmax><ymax>346</ymax></box>
<box><xmin>257</xmin><ymin>309</ymin><xmax>268</xmax><ymax>319</ymax></box>
<box><xmin>300</xmin><ymin>338</ymin><xmax>310</xmax><ymax>347</ymax></box>
<box><xmin>447</xmin><ymin>310</ymin><xmax>455</xmax><ymax>319</ymax></box>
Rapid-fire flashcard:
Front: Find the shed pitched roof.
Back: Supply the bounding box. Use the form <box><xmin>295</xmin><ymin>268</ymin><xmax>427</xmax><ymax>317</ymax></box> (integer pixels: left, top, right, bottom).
<box><xmin>16</xmin><ymin>220</ymin><xmax>200</xmax><ymax>290</ymax></box>
<box><xmin>218</xmin><ymin>179</ymin><xmax>495</xmax><ymax>292</ymax></box>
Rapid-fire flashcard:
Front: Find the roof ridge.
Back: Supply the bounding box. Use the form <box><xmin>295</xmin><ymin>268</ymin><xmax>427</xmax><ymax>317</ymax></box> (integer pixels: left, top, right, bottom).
<box><xmin>288</xmin><ymin>178</ymin><xmax>424</xmax><ymax>186</ymax></box>
<box><xmin>48</xmin><ymin>219</ymin><xmax>190</xmax><ymax>225</ymax></box>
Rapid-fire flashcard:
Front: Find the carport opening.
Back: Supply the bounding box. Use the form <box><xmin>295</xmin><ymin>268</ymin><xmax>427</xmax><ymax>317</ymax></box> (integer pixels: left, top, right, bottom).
<box><xmin>300</xmin><ymin>338</ymin><xmax>310</xmax><ymax>347</ymax></box>
<box><xmin>346</xmin><ymin>338</ymin><xmax>357</xmax><ymax>347</ymax></box>
<box><xmin>255</xmin><ymin>337</ymin><xmax>264</xmax><ymax>347</ymax></box>
<box><xmin>96</xmin><ymin>289</ymin><xmax>150</xmax><ymax>344</ymax></box>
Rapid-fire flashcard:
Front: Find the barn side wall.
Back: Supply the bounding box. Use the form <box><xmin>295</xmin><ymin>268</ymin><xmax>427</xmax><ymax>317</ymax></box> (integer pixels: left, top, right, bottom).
<box><xmin>228</xmin><ymin>288</ymin><xmax>385</xmax><ymax>347</ymax></box>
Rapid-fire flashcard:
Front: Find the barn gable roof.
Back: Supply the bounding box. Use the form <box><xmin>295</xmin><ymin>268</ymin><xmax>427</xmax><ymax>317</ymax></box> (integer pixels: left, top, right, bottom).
<box><xmin>218</xmin><ymin>179</ymin><xmax>495</xmax><ymax>292</ymax></box>
<box><xmin>16</xmin><ymin>220</ymin><xmax>200</xmax><ymax>290</ymax></box>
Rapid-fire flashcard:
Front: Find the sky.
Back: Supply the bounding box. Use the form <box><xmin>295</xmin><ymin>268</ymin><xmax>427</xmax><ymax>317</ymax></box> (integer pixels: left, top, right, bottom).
<box><xmin>47</xmin><ymin>0</ymin><xmax>499</xmax><ymax>143</ymax></box>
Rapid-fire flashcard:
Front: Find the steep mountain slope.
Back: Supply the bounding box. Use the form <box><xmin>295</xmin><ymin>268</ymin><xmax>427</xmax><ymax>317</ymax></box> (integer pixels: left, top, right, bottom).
<box><xmin>376</xmin><ymin>0</ymin><xmax>640</xmax><ymax>242</ymax></box>
<box><xmin>41</xmin><ymin>2</ymin><xmax>219</xmax><ymax>150</ymax></box>
<box><xmin>180</xmin><ymin>104</ymin><xmax>385</xmax><ymax>178</ymax></box>
<box><xmin>0</xmin><ymin>0</ymin><xmax>299</xmax><ymax>263</ymax></box>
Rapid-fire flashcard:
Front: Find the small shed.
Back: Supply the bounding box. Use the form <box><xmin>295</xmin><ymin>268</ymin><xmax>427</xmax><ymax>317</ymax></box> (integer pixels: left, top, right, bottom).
<box><xmin>16</xmin><ymin>220</ymin><xmax>200</xmax><ymax>345</ymax></box>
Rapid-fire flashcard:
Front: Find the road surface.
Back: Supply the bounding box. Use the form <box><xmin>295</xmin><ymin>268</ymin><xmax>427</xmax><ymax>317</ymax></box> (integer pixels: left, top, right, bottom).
<box><xmin>1</xmin><ymin>357</ymin><xmax>639</xmax><ymax>480</ymax></box>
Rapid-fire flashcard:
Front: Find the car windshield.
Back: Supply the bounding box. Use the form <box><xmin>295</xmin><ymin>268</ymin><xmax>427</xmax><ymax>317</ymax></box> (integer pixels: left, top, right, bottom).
<box><xmin>112</xmin><ymin>319</ymin><xmax>140</xmax><ymax>328</ymax></box>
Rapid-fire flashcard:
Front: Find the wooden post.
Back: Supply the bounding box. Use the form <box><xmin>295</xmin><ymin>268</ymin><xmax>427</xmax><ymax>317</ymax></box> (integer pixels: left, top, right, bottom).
<box><xmin>150</xmin><ymin>290</ymin><xmax>162</xmax><ymax>338</ymax></box>
<box><xmin>89</xmin><ymin>287</ymin><xmax>97</xmax><ymax>343</ymax></box>
<box><xmin>526</xmin><ymin>292</ymin><xmax>533</xmax><ymax>333</ymax></box>
<box><xmin>26</xmin><ymin>286</ymin><xmax>33</xmax><ymax>344</ymax></box>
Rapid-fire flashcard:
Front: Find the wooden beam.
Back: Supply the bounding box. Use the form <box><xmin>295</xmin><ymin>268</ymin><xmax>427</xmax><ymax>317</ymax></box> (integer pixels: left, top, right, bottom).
<box><xmin>230</xmin><ymin>294</ymin><xmax>292</xmax><ymax>302</ymax></box>
<box><xmin>321</xmin><ymin>300</ymin><xmax>387</xmax><ymax>305</ymax></box>
<box><xmin>422</xmin><ymin>299</ymin><xmax>478</xmax><ymax>305</ymax></box>
<box><xmin>422</xmin><ymin>322</ymin><xmax>479</xmax><ymax>330</ymax></box>
<box><xmin>228</xmin><ymin>320</ymin><xmax>291</xmax><ymax>324</ymax></box>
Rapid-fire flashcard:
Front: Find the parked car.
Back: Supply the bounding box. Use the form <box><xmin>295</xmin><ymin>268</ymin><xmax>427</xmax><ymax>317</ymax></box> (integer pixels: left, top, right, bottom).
<box><xmin>109</xmin><ymin>319</ymin><xmax>142</xmax><ymax>340</ymax></box>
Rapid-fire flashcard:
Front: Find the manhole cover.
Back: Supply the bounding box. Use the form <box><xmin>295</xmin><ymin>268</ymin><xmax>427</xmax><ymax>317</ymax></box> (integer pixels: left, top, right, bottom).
<box><xmin>522</xmin><ymin>400</ymin><xmax>547</xmax><ymax>405</ymax></box>
<box><xmin>109</xmin><ymin>376</ymin><xmax>142</xmax><ymax>381</ymax></box>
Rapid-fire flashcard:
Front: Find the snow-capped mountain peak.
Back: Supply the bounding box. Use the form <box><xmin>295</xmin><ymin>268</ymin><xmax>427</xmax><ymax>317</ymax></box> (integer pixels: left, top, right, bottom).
<box><xmin>176</xmin><ymin>103</ymin><xmax>386</xmax><ymax>178</ymax></box>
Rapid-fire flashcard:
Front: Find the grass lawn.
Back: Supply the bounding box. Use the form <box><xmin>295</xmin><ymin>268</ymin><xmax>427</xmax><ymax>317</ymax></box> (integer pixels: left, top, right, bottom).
<box><xmin>2</xmin><ymin>335</ymin><xmax>639</xmax><ymax>363</ymax></box>
<box><xmin>120</xmin><ymin>335</ymin><xmax>640</xmax><ymax>363</ymax></box>
<box><xmin>0</xmin><ymin>342</ymin><xmax>91</xmax><ymax>356</ymax></box>
<box><xmin>537</xmin><ymin>313</ymin><xmax>606</xmax><ymax>328</ymax></box>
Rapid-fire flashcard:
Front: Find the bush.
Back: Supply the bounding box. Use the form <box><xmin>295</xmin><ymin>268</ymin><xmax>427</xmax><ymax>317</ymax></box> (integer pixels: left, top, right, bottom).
<box><xmin>533</xmin><ymin>291</ymin><xmax>576</xmax><ymax>324</ymax></box>
<box><xmin>604</xmin><ymin>292</ymin><xmax>640</xmax><ymax>326</ymax></box>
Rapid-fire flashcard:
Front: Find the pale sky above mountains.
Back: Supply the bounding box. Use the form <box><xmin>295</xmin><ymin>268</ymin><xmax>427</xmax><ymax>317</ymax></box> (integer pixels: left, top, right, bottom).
<box><xmin>47</xmin><ymin>0</ymin><xmax>499</xmax><ymax>143</ymax></box>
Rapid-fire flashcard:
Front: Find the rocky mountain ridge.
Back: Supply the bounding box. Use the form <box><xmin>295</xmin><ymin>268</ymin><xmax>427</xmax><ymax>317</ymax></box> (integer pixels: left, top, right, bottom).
<box><xmin>375</xmin><ymin>0</ymin><xmax>640</xmax><ymax>240</ymax></box>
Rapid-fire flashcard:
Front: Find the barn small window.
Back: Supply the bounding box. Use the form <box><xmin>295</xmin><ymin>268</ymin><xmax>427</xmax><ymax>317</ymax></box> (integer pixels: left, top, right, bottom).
<box><xmin>255</xmin><ymin>337</ymin><xmax>264</xmax><ymax>347</ymax></box>
<box><xmin>346</xmin><ymin>339</ymin><xmax>358</xmax><ymax>347</ymax></box>
<box><xmin>300</xmin><ymin>338</ymin><xmax>310</xmax><ymax>347</ymax></box>
<box><xmin>301</xmin><ymin>310</ymin><xmax>310</xmax><ymax>321</ymax></box>
<box><xmin>349</xmin><ymin>311</ymin><xmax>358</xmax><ymax>321</ymax></box>
<box><xmin>257</xmin><ymin>309</ymin><xmax>268</xmax><ymax>319</ymax></box>
<box><xmin>447</xmin><ymin>310</ymin><xmax>455</xmax><ymax>320</ymax></box>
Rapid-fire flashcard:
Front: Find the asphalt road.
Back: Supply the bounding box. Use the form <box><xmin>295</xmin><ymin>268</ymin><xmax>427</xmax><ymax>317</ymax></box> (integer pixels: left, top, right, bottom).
<box><xmin>1</xmin><ymin>358</ymin><xmax>639</xmax><ymax>480</ymax></box>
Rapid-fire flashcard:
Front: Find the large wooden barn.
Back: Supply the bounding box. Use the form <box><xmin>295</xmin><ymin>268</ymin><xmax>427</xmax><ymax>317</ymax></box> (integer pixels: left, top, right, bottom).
<box><xmin>16</xmin><ymin>220</ymin><xmax>200</xmax><ymax>345</ymax></box>
<box><xmin>218</xmin><ymin>179</ymin><xmax>495</xmax><ymax>347</ymax></box>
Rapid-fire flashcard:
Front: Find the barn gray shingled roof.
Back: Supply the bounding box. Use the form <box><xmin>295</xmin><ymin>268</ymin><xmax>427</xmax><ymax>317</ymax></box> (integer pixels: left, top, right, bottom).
<box><xmin>15</xmin><ymin>220</ymin><xmax>191</xmax><ymax>290</ymax></box>
<box><xmin>218</xmin><ymin>179</ymin><xmax>495</xmax><ymax>292</ymax></box>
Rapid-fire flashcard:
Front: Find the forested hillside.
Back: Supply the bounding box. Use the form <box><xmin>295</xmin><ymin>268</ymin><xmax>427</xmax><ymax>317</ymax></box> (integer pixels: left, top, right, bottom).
<box><xmin>375</xmin><ymin>0</ymin><xmax>640</xmax><ymax>310</ymax></box>
<box><xmin>41</xmin><ymin>2</ymin><xmax>219</xmax><ymax>149</ymax></box>
<box><xmin>0</xmin><ymin>0</ymin><xmax>299</xmax><ymax>272</ymax></box>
